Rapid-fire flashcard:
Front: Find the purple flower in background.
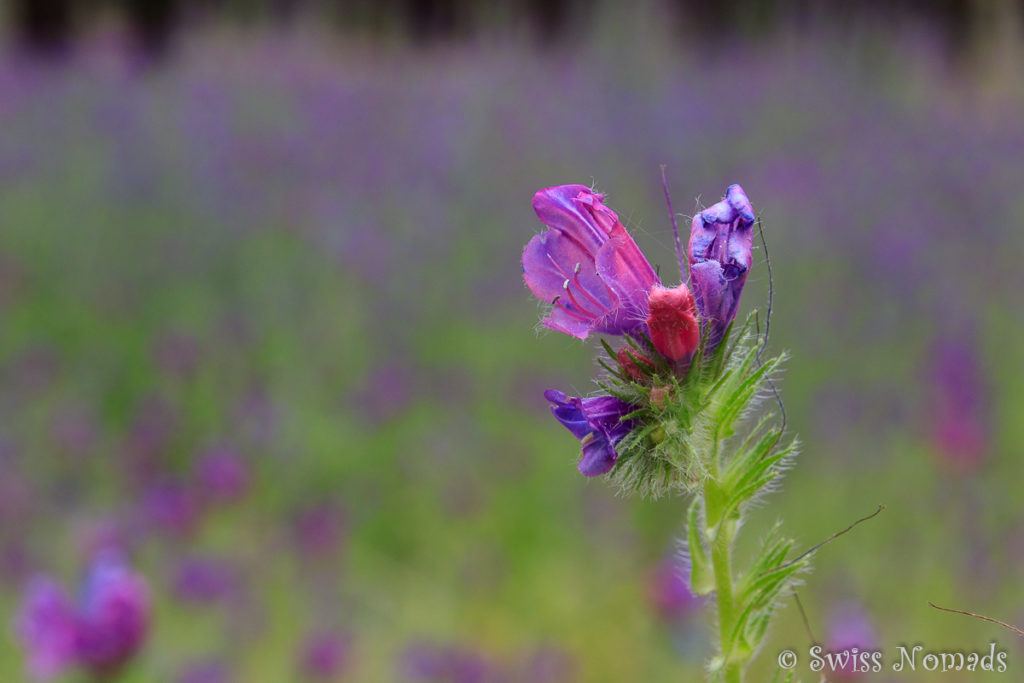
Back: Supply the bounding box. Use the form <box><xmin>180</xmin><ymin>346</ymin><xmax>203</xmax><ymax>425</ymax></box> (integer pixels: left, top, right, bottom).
<box><xmin>194</xmin><ymin>445</ymin><xmax>250</xmax><ymax>503</ymax></box>
<box><xmin>14</xmin><ymin>578</ymin><xmax>77</xmax><ymax>679</ymax></box>
<box><xmin>141</xmin><ymin>478</ymin><xmax>202</xmax><ymax>537</ymax></box>
<box><xmin>15</xmin><ymin>553</ymin><xmax>150</xmax><ymax>680</ymax></box>
<box><xmin>399</xmin><ymin>642</ymin><xmax>490</xmax><ymax>683</ymax></box>
<box><xmin>293</xmin><ymin>503</ymin><xmax>347</xmax><ymax>559</ymax></box>
<box><xmin>153</xmin><ymin>332</ymin><xmax>201</xmax><ymax>378</ymax></box>
<box><xmin>172</xmin><ymin>557</ymin><xmax>238</xmax><ymax>603</ymax></box>
<box><xmin>927</xmin><ymin>336</ymin><xmax>989</xmax><ymax>474</ymax></box>
<box><xmin>647</xmin><ymin>555</ymin><xmax>702</xmax><ymax>621</ymax></box>
<box><xmin>544</xmin><ymin>390</ymin><xmax>637</xmax><ymax>476</ymax></box>
<box><xmin>826</xmin><ymin>602</ymin><xmax>878</xmax><ymax>679</ymax></box>
<box><xmin>298</xmin><ymin>632</ymin><xmax>351</xmax><ymax>679</ymax></box>
<box><xmin>687</xmin><ymin>184</ymin><xmax>756</xmax><ymax>349</ymax></box>
<box><xmin>522</xmin><ymin>185</ymin><xmax>660</xmax><ymax>339</ymax></box>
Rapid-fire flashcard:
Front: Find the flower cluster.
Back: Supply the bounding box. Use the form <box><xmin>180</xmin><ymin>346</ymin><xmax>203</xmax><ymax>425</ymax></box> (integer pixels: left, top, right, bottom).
<box><xmin>15</xmin><ymin>552</ymin><xmax>150</xmax><ymax>681</ymax></box>
<box><xmin>522</xmin><ymin>183</ymin><xmax>756</xmax><ymax>479</ymax></box>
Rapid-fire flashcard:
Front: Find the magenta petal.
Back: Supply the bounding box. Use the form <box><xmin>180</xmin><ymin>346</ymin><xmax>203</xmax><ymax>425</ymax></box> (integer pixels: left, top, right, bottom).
<box><xmin>531</xmin><ymin>185</ymin><xmax>614</xmax><ymax>254</ymax></box>
<box><xmin>523</xmin><ymin>184</ymin><xmax>659</xmax><ymax>339</ymax></box>
<box><xmin>595</xmin><ymin>222</ymin><xmax>661</xmax><ymax>326</ymax></box>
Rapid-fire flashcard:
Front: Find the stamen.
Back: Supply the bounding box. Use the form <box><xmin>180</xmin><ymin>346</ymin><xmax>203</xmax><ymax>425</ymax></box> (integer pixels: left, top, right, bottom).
<box><xmin>563</xmin><ymin>280</ymin><xmax>600</xmax><ymax>318</ymax></box>
<box><xmin>552</xmin><ymin>298</ymin><xmax>592</xmax><ymax>321</ymax></box>
<box><xmin>545</xmin><ymin>251</ymin><xmax>612</xmax><ymax>315</ymax></box>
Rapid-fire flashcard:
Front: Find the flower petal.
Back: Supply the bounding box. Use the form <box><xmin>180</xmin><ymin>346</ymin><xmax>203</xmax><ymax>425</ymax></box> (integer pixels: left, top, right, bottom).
<box><xmin>577</xmin><ymin>432</ymin><xmax>617</xmax><ymax>476</ymax></box>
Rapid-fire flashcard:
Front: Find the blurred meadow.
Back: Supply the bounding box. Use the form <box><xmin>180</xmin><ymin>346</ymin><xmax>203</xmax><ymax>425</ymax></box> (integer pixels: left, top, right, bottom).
<box><xmin>2</xmin><ymin>0</ymin><xmax>1024</xmax><ymax>680</ymax></box>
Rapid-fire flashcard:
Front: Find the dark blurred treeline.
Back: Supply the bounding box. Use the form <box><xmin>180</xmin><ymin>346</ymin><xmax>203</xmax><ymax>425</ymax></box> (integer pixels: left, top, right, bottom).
<box><xmin>8</xmin><ymin>0</ymin><xmax>1024</xmax><ymax>59</ymax></box>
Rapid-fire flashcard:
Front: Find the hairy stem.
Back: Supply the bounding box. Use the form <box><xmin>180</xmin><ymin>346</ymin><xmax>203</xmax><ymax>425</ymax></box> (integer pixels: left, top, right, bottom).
<box><xmin>706</xmin><ymin>476</ymin><xmax>743</xmax><ymax>683</ymax></box>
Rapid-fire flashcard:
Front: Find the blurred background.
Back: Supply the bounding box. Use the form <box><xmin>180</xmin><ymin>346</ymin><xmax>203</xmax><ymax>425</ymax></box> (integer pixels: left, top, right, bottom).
<box><xmin>1</xmin><ymin>0</ymin><xmax>1023</xmax><ymax>680</ymax></box>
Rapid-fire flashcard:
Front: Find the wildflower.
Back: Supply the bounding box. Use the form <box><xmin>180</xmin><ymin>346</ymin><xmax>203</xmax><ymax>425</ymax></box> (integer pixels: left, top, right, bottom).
<box><xmin>687</xmin><ymin>184</ymin><xmax>755</xmax><ymax>349</ymax></box>
<box><xmin>15</xmin><ymin>553</ymin><xmax>150</xmax><ymax>680</ymax></box>
<box><xmin>544</xmin><ymin>390</ymin><xmax>636</xmax><ymax>476</ymax></box>
<box><xmin>522</xmin><ymin>185</ymin><xmax>660</xmax><ymax>339</ymax></box>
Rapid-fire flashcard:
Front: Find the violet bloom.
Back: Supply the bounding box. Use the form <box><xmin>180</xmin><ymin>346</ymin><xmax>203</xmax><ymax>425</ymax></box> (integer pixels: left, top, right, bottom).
<box><xmin>544</xmin><ymin>390</ymin><xmax>636</xmax><ymax>477</ymax></box>
<box><xmin>172</xmin><ymin>557</ymin><xmax>237</xmax><ymax>603</ymax></box>
<box><xmin>194</xmin><ymin>446</ymin><xmax>250</xmax><ymax>503</ymax></box>
<box><xmin>399</xmin><ymin>642</ymin><xmax>490</xmax><ymax>683</ymax></box>
<box><xmin>647</xmin><ymin>556</ymin><xmax>702</xmax><ymax>621</ymax></box>
<box><xmin>15</xmin><ymin>553</ymin><xmax>150</xmax><ymax>680</ymax></box>
<box><xmin>523</xmin><ymin>185</ymin><xmax>660</xmax><ymax>339</ymax></box>
<box><xmin>687</xmin><ymin>185</ymin><xmax>756</xmax><ymax>349</ymax></box>
<box><xmin>927</xmin><ymin>336</ymin><xmax>989</xmax><ymax>474</ymax></box>
<box><xmin>298</xmin><ymin>632</ymin><xmax>351</xmax><ymax>679</ymax></box>
<box><xmin>826</xmin><ymin>602</ymin><xmax>878</xmax><ymax>679</ymax></box>
<box><xmin>14</xmin><ymin>579</ymin><xmax>77</xmax><ymax>679</ymax></box>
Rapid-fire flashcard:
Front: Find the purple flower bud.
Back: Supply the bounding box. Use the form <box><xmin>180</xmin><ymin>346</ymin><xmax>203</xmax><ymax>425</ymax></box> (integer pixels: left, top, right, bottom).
<box><xmin>544</xmin><ymin>390</ymin><xmax>637</xmax><ymax>477</ymax></box>
<box><xmin>646</xmin><ymin>283</ymin><xmax>700</xmax><ymax>362</ymax></box>
<box><xmin>687</xmin><ymin>185</ymin><xmax>755</xmax><ymax>349</ymax></box>
<box><xmin>523</xmin><ymin>185</ymin><xmax>660</xmax><ymax>339</ymax></box>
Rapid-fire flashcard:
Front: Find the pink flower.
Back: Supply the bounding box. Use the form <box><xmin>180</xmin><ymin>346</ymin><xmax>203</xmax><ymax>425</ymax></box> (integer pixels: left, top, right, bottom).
<box><xmin>522</xmin><ymin>185</ymin><xmax>660</xmax><ymax>339</ymax></box>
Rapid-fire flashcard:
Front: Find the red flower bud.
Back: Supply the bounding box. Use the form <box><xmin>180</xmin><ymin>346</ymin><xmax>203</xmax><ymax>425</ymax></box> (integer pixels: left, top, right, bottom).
<box><xmin>646</xmin><ymin>284</ymin><xmax>699</xmax><ymax>362</ymax></box>
<box><xmin>616</xmin><ymin>347</ymin><xmax>654</xmax><ymax>383</ymax></box>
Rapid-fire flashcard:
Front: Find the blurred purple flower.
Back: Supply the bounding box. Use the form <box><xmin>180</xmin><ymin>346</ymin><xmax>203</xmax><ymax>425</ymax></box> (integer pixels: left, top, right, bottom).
<box><xmin>194</xmin><ymin>445</ymin><xmax>250</xmax><ymax>503</ymax></box>
<box><xmin>50</xmin><ymin>404</ymin><xmax>98</xmax><ymax>454</ymax></box>
<box><xmin>927</xmin><ymin>336</ymin><xmax>989</xmax><ymax>474</ymax></box>
<box><xmin>293</xmin><ymin>503</ymin><xmax>347</xmax><ymax>560</ymax></box>
<box><xmin>172</xmin><ymin>557</ymin><xmax>238</xmax><ymax>603</ymax></box>
<box><xmin>522</xmin><ymin>185</ymin><xmax>660</xmax><ymax>339</ymax></box>
<box><xmin>351</xmin><ymin>362</ymin><xmax>417</xmax><ymax>426</ymax></box>
<box><xmin>15</xmin><ymin>553</ymin><xmax>150</xmax><ymax>680</ymax></box>
<box><xmin>544</xmin><ymin>390</ymin><xmax>637</xmax><ymax>477</ymax></box>
<box><xmin>647</xmin><ymin>555</ymin><xmax>702</xmax><ymax>621</ymax></box>
<box><xmin>399</xmin><ymin>642</ymin><xmax>491</xmax><ymax>683</ymax></box>
<box><xmin>826</xmin><ymin>602</ymin><xmax>877</xmax><ymax>679</ymax></box>
<box><xmin>141</xmin><ymin>479</ymin><xmax>202</xmax><ymax>537</ymax></box>
<box><xmin>153</xmin><ymin>332</ymin><xmax>201</xmax><ymax>378</ymax></box>
<box><xmin>687</xmin><ymin>184</ymin><xmax>755</xmax><ymax>349</ymax></box>
<box><xmin>14</xmin><ymin>578</ymin><xmax>77</xmax><ymax>679</ymax></box>
<box><xmin>298</xmin><ymin>632</ymin><xmax>351</xmax><ymax>679</ymax></box>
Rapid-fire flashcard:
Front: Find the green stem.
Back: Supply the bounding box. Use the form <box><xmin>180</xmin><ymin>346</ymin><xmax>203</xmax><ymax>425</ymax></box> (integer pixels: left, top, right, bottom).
<box><xmin>710</xmin><ymin>512</ymin><xmax>742</xmax><ymax>683</ymax></box>
<box><xmin>706</xmin><ymin>433</ymin><xmax>743</xmax><ymax>683</ymax></box>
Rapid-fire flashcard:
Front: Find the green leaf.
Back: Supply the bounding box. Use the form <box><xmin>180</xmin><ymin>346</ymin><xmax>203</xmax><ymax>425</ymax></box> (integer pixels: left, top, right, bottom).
<box><xmin>723</xmin><ymin>424</ymin><xmax>782</xmax><ymax>489</ymax></box>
